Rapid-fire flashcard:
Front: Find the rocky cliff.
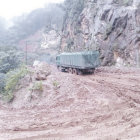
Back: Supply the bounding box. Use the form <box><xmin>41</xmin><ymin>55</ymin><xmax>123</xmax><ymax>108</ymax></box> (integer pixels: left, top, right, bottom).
<box><xmin>60</xmin><ymin>0</ymin><xmax>140</xmax><ymax>67</ymax></box>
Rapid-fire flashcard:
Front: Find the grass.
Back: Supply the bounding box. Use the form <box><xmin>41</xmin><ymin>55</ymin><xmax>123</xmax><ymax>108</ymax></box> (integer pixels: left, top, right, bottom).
<box><xmin>3</xmin><ymin>64</ymin><xmax>28</xmax><ymax>103</ymax></box>
<box><xmin>31</xmin><ymin>81</ymin><xmax>43</xmax><ymax>92</ymax></box>
<box><xmin>53</xmin><ymin>80</ymin><xmax>60</xmax><ymax>90</ymax></box>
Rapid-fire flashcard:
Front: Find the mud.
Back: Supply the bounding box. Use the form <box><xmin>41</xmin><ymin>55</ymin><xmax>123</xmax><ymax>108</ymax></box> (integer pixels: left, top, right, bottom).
<box><xmin>0</xmin><ymin>66</ymin><xmax>140</xmax><ymax>140</ymax></box>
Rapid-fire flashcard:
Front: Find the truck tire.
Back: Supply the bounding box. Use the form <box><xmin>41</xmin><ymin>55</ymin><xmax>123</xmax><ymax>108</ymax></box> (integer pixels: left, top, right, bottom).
<box><xmin>77</xmin><ymin>69</ymin><xmax>82</xmax><ymax>75</ymax></box>
<box><xmin>73</xmin><ymin>68</ymin><xmax>77</xmax><ymax>75</ymax></box>
<box><xmin>68</xmin><ymin>68</ymin><xmax>73</xmax><ymax>74</ymax></box>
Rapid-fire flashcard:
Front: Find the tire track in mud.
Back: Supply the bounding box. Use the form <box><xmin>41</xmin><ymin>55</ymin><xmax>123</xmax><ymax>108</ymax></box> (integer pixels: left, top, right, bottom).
<box><xmin>83</xmin><ymin>71</ymin><xmax>140</xmax><ymax>106</ymax></box>
<box><xmin>0</xmin><ymin>67</ymin><xmax>140</xmax><ymax>140</ymax></box>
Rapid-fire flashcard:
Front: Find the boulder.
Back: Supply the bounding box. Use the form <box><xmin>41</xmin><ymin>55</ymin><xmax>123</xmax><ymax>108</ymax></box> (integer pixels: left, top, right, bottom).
<box><xmin>33</xmin><ymin>61</ymin><xmax>51</xmax><ymax>81</ymax></box>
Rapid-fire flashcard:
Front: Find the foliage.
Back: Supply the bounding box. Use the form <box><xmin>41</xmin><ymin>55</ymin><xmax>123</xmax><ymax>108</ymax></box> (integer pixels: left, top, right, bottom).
<box><xmin>0</xmin><ymin>50</ymin><xmax>23</xmax><ymax>73</ymax></box>
<box><xmin>3</xmin><ymin>92</ymin><xmax>14</xmax><ymax>103</ymax></box>
<box><xmin>53</xmin><ymin>80</ymin><xmax>60</xmax><ymax>89</ymax></box>
<box><xmin>0</xmin><ymin>65</ymin><xmax>28</xmax><ymax>102</ymax></box>
<box><xmin>31</xmin><ymin>81</ymin><xmax>43</xmax><ymax>92</ymax></box>
<box><xmin>5</xmin><ymin>65</ymin><xmax>28</xmax><ymax>93</ymax></box>
<box><xmin>0</xmin><ymin>45</ymin><xmax>23</xmax><ymax>96</ymax></box>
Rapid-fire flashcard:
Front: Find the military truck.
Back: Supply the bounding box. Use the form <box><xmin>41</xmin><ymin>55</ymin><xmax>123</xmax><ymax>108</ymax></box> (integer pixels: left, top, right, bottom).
<box><xmin>56</xmin><ymin>51</ymin><xmax>100</xmax><ymax>74</ymax></box>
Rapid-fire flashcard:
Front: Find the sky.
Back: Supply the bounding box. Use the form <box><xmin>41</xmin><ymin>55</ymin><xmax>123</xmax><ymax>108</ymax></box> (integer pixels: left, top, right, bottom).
<box><xmin>0</xmin><ymin>0</ymin><xmax>64</xmax><ymax>20</ymax></box>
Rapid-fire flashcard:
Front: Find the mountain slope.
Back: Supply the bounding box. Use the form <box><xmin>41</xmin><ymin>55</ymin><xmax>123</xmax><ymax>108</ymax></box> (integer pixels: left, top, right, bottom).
<box><xmin>60</xmin><ymin>0</ymin><xmax>140</xmax><ymax>67</ymax></box>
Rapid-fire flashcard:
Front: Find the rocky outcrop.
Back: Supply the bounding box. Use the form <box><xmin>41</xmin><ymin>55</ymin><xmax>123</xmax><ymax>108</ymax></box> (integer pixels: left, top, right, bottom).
<box><xmin>41</xmin><ymin>30</ymin><xmax>61</xmax><ymax>50</ymax></box>
<box><xmin>60</xmin><ymin>0</ymin><xmax>140</xmax><ymax>67</ymax></box>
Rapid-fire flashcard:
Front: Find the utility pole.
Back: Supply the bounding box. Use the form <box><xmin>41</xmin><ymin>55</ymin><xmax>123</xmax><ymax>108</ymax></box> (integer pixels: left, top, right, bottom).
<box><xmin>25</xmin><ymin>40</ymin><xmax>41</xmax><ymax>65</ymax></box>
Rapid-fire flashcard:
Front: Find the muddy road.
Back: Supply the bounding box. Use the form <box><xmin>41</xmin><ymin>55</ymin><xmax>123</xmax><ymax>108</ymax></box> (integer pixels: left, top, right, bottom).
<box><xmin>0</xmin><ymin>67</ymin><xmax>140</xmax><ymax>140</ymax></box>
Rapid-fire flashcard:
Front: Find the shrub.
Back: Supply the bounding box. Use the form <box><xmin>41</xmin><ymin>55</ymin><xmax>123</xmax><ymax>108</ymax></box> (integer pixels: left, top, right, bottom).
<box><xmin>4</xmin><ymin>65</ymin><xmax>28</xmax><ymax>95</ymax></box>
<box><xmin>1</xmin><ymin>65</ymin><xmax>28</xmax><ymax>102</ymax></box>
<box><xmin>53</xmin><ymin>80</ymin><xmax>60</xmax><ymax>89</ymax></box>
<box><xmin>31</xmin><ymin>81</ymin><xmax>43</xmax><ymax>92</ymax></box>
<box><xmin>0</xmin><ymin>50</ymin><xmax>23</xmax><ymax>73</ymax></box>
<box><xmin>3</xmin><ymin>92</ymin><xmax>14</xmax><ymax>103</ymax></box>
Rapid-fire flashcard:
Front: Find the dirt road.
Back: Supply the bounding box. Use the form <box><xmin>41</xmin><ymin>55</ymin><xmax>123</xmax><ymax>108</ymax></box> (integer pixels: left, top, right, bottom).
<box><xmin>0</xmin><ymin>67</ymin><xmax>140</xmax><ymax>140</ymax></box>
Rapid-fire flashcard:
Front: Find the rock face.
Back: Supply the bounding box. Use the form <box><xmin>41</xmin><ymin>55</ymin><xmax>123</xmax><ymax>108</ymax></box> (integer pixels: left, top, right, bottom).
<box><xmin>60</xmin><ymin>0</ymin><xmax>140</xmax><ymax>67</ymax></box>
<box><xmin>41</xmin><ymin>30</ymin><xmax>61</xmax><ymax>49</ymax></box>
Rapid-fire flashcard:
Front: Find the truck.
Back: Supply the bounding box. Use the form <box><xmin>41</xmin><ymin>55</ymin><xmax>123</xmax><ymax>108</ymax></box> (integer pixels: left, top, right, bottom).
<box><xmin>56</xmin><ymin>51</ymin><xmax>100</xmax><ymax>74</ymax></box>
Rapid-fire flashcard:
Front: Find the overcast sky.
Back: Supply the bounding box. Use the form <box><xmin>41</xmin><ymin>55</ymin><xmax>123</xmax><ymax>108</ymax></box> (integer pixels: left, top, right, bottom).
<box><xmin>0</xmin><ymin>0</ymin><xmax>64</xmax><ymax>20</ymax></box>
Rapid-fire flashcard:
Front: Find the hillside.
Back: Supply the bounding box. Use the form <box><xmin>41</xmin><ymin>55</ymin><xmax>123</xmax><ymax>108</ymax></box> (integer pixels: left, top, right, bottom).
<box><xmin>0</xmin><ymin>0</ymin><xmax>140</xmax><ymax>140</ymax></box>
<box><xmin>1</xmin><ymin>0</ymin><xmax>139</xmax><ymax>67</ymax></box>
<box><xmin>0</xmin><ymin>3</ymin><xmax>64</xmax><ymax>64</ymax></box>
<box><xmin>0</xmin><ymin>4</ymin><xmax>64</xmax><ymax>47</ymax></box>
<box><xmin>60</xmin><ymin>0</ymin><xmax>140</xmax><ymax>67</ymax></box>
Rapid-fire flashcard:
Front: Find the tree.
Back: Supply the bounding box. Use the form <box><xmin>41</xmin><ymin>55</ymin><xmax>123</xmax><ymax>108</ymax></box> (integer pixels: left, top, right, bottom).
<box><xmin>0</xmin><ymin>50</ymin><xmax>23</xmax><ymax>73</ymax></box>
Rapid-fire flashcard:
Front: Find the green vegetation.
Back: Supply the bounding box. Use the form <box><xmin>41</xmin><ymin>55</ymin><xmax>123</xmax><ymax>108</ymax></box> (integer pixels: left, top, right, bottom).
<box><xmin>5</xmin><ymin>65</ymin><xmax>28</xmax><ymax>92</ymax></box>
<box><xmin>53</xmin><ymin>80</ymin><xmax>60</xmax><ymax>90</ymax></box>
<box><xmin>2</xmin><ymin>65</ymin><xmax>28</xmax><ymax>102</ymax></box>
<box><xmin>0</xmin><ymin>46</ymin><xmax>23</xmax><ymax>73</ymax></box>
<box><xmin>0</xmin><ymin>51</ymin><xmax>23</xmax><ymax>73</ymax></box>
<box><xmin>0</xmin><ymin>45</ymin><xmax>25</xmax><ymax>103</ymax></box>
<box><xmin>31</xmin><ymin>81</ymin><xmax>43</xmax><ymax>92</ymax></box>
<box><xmin>3</xmin><ymin>91</ymin><xmax>14</xmax><ymax>103</ymax></box>
<box><xmin>0</xmin><ymin>3</ymin><xmax>64</xmax><ymax>102</ymax></box>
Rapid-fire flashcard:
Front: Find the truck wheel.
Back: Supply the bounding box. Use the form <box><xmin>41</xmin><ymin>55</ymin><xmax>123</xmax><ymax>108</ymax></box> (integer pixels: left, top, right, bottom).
<box><xmin>68</xmin><ymin>68</ymin><xmax>73</xmax><ymax>74</ymax></box>
<box><xmin>73</xmin><ymin>69</ymin><xmax>77</xmax><ymax>75</ymax></box>
<box><xmin>77</xmin><ymin>69</ymin><xmax>82</xmax><ymax>75</ymax></box>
